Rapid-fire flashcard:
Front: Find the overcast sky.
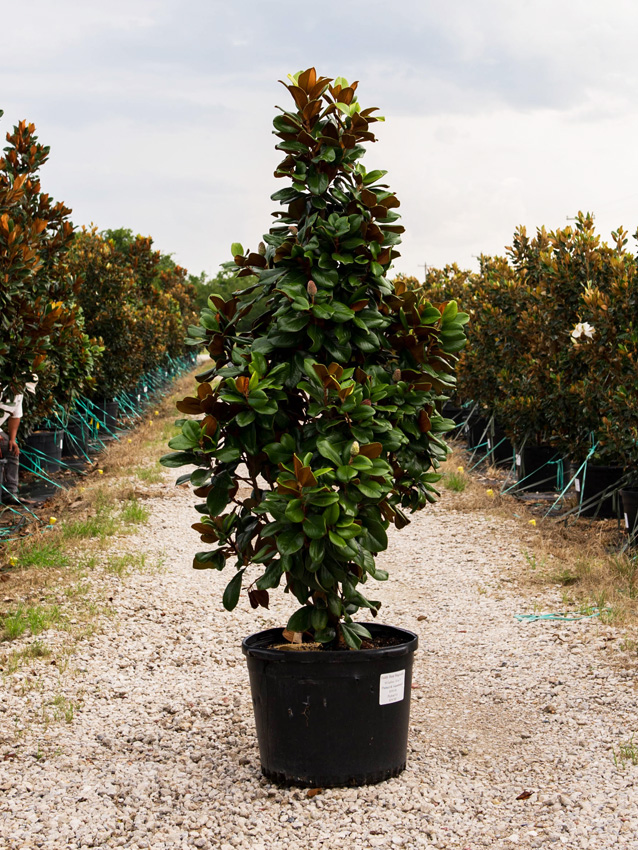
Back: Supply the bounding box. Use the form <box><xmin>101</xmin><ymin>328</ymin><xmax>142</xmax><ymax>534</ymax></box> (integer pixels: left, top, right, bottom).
<box><xmin>4</xmin><ymin>0</ymin><xmax>638</xmax><ymax>279</ymax></box>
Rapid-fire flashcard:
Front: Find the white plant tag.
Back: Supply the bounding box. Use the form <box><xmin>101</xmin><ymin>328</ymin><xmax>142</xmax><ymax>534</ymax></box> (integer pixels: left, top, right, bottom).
<box><xmin>625</xmin><ymin>513</ymin><xmax>630</xmax><ymax>530</ymax></box>
<box><xmin>515</xmin><ymin>453</ymin><xmax>522</xmax><ymax>466</ymax></box>
<box><xmin>379</xmin><ymin>670</ymin><xmax>406</xmax><ymax>705</ymax></box>
<box><xmin>487</xmin><ymin>439</ymin><xmax>493</xmax><ymax>449</ymax></box>
<box><xmin>575</xmin><ymin>479</ymin><xmax>581</xmax><ymax>493</ymax></box>
<box><xmin>59</xmin><ymin>439</ymin><xmax>63</xmax><ymax>449</ymax></box>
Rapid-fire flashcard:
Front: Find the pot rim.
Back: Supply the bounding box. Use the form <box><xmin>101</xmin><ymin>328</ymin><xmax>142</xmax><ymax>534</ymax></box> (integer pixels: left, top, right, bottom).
<box><xmin>242</xmin><ymin>622</ymin><xmax>418</xmax><ymax>664</ymax></box>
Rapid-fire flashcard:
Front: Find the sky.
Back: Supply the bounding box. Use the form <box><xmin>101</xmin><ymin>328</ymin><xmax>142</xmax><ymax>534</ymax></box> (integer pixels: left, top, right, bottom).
<box><xmin>4</xmin><ymin>0</ymin><xmax>638</xmax><ymax>280</ymax></box>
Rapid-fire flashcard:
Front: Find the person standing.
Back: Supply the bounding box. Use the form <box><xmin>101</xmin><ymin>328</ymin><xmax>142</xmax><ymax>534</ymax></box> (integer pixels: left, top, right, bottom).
<box><xmin>0</xmin><ymin>378</ymin><xmax>37</xmax><ymax>505</ymax></box>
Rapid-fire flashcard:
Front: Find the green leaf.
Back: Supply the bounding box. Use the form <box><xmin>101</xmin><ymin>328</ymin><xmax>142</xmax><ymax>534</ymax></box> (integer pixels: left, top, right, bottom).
<box><xmin>317</xmin><ymin>439</ymin><xmax>342</xmax><ymax>466</ymax></box>
<box><xmin>340</xmin><ymin>623</ymin><xmax>362</xmax><ymax>650</ymax></box>
<box><xmin>362</xmin><ymin>169</ymin><xmax>387</xmax><ymax>185</ymax></box>
<box><xmin>311</xmin><ymin>608</ymin><xmax>329</xmax><ymax>631</ymax></box>
<box><xmin>216</xmin><ymin>446</ymin><xmax>241</xmax><ymax>462</ymax></box>
<box><xmin>356</xmin><ymin>480</ymin><xmax>384</xmax><ymax>498</ymax></box>
<box><xmin>206</xmin><ymin>472</ymin><xmax>233</xmax><ymax>516</ymax></box>
<box><xmin>193</xmin><ymin>550</ymin><xmax>225</xmax><ymax>570</ymax></box>
<box><xmin>365</xmin><ymin>519</ymin><xmax>388</xmax><ymax>551</ymax></box>
<box><xmin>222</xmin><ymin>570</ymin><xmax>244</xmax><ymax>611</ymax></box>
<box><xmin>231</xmin><ymin>242</ymin><xmax>244</xmax><ymax>257</ymax></box>
<box><xmin>307</xmin><ymin>491</ymin><xmax>340</xmax><ymax>506</ymax></box>
<box><xmin>309</xmin><ymin>538</ymin><xmax>325</xmax><ymax>563</ymax></box>
<box><xmin>168</xmin><ymin>434</ymin><xmax>197</xmax><ymax>451</ymax></box>
<box><xmin>307</xmin><ymin>169</ymin><xmax>331</xmax><ymax>196</ymax></box>
<box><xmin>277</xmin><ymin>529</ymin><xmax>305</xmax><ymax>555</ymax></box>
<box><xmin>350</xmin><ymin>455</ymin><xmax>373</xmax><ymax>471</ymax></box>
<box><xmin>303</xmin><ymin>514</ymin><xmax>327</xmax><ymax>539</ymax></box>
<box><xmin>190</xmin><ymin>468</ymin><xmax>211</xmax><ymax>487</ymax></box>
<box><xmin>314</xmin><ymin>627</ymin><xmax>336</xmax><ymax>644</ymax></box>
<box><xmin>348</xmin><ymin>622</ymin><xmax>372</xmax><ymax>639</ymax></box>
<box><xmin>336</xmin><ymin>465</ymin><xmax>358</xmax><ymax>482</ymax></box>
<box><xmin>159</xmin><ymin>451</ymin><xmax>196</xmax><ymax>468</ymax></box>
<box><xmin>328</xmin><ymin>530</ymin><xmax>347</xmax><ymax>548</ymax></box>
<box><xmin>287</xmin><ymin>606</ymin><xmax>312</xmax><ymax>632</ymax></box>
<box><xmin>236</xmin><ymin>410</ymin><xmax>255</xmax><ymax>427</ymax></box>
<box><xmin>285</xmin><ymin>499</ymin><xmax>305</xmax><ymax>523</ymax></box>
<box><xmin>256</xmin><ymin>561</ymin><xmax>283</xmax><ymax>590</ymax></box>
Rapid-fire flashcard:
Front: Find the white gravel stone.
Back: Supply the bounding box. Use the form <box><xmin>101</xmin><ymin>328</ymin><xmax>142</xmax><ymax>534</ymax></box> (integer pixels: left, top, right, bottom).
<box><xmin>0</xmin><ymin>474</ymin><xmax>637</xmax><ymax>849</ymax></box>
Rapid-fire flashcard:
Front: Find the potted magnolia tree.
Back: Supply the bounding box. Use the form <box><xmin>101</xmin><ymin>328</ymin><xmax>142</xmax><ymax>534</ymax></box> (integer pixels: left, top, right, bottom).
<box><xmin>162</xmin><ymin>68</ymin><xmax>468</xmax><ymax>787</ymax></box>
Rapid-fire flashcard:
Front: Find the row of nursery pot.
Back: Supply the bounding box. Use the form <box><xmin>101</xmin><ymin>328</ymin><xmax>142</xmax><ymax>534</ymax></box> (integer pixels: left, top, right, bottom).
<box><xmin>446</xmin><ymin>403</ymin><xmax>638</xmax><ymax>534</ymax></box>
<box><xmin>14</xmin><ymin>399</ymin><xmax>120</xmax><ymax>480</ymax></box>
<box><xmin>162</xmin><ymin>68</ymin><xmax>470</xmax><ymax>787</ymax></box>
<box><xmin>415</xmin><ymin>214</ymin><xmax>638</xmax><ymax>512</ymax></box>
<box><xmin>14</xmin><ymin>352</ymin><xmax>200</xmax><ymax>490</ymax></box>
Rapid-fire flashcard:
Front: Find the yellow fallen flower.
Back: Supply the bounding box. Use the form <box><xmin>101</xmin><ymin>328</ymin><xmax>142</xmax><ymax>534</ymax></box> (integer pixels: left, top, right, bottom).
<box><xmin>529</xmin><ymin>519</ymin><xmax>536</xmax><ymax>526</ymax></box>
<box><xmin>98</xmin><ymin>469</ymin><xmax>104</xmax><ymax>475</ymax></box>
<box><xmin>49</xmin><ymin>517</ymin><xmax>57</xmax><ymax>525</ymax></box>
<box><xmin>486</xmin><ymin>489</ymin><xmax>494</xmax><ymax>497</ymax></box>
<box><xmin>457</xmin><ymin>466</ymin><xmax>464</xmax><ymax>473</ymax></box>
<box><xmin>9</xmin><ymin>556</ymin><xmax>17</xmax><ymax>566</ymax></box>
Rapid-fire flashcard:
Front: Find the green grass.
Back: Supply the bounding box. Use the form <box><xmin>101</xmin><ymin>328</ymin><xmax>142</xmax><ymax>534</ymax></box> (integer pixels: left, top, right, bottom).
<box><xmin>134</xmin><ymin>465</ymin><xmax>163</xmax><ymax>484</ymax></box>
<box><xmin>610</xmin><ymin>555</ymin><xmax>638</xmax><ymax>599</ymax></box>
<box><xmin>105</xmin><ymin>551</ymin><xmax>147</xmax><ymax>576</ymax></box>
<box><xmin>443</xmin><ymin>471</ymin><xmax>466</xmax><ymax>493</ymax></box>
<box><xmin>47</xmin><ymin>694</ymin><xmax>79</xmax><ymax>723</ymax></box>
<box><xmin>25</xmin><ymin>640</ymin><xmax>51</xmax><ymax>659</ymax></box>
<box><xmin>121</xmin><ymin>498</ymin><xmax>150</xmax><ymax>525</ymax></box>
<box><xmin>2</xmin><ymin>604</ymin><xmax>63</xmax><ymax>642</ymax></box>
<box><xmin>614</xmin><ymin>734</ymin><xmax>638</xmax><ymax>768</ymax></box>
<box><xmin>553</xmin><ymin>568</ymin><xmax>580</xmax><ymax>586</ymax></box>
<box><xmin>60</xmin><ymin>509</ymin><xmax>119</xmax><ymax>541</ymax></box>
<box><xmin>10</xmin><ymin>539</ymin><xmax>70</xmax><ymax>570</ymax></box>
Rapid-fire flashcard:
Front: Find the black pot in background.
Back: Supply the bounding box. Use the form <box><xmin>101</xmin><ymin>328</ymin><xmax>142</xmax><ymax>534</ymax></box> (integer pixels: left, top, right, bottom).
<box><xmin>441</xmin><ymin>401</ymin><xmax>466</xmax><ymax>426</ymax></box>
<box><xmin>22</xmin><ymin>430</ymin><xmax>64</xmax><ymax>474</ymax></box>
<box><xmin>62</xmin><ymin>418</ymin><xmax>88</xmax><ymax>457</ymax></box>
<box><xmin>619</xmin><ymin>489</ymin><xmax>638</xmax><ymax>535</ymax></box>
<box><xmin>0</xmin><ymin>458</ymin><xmax>6</xmax><ymax>503</ymax></box>
<box><xmin>515</xmin><ymin>445</ymin><xmax>561</xmax><ymax>492</ymax></box>
<box><xmin>92</xmin><ymin>399</ymin><xmax>119</xmax><ymax>432</ymax></box>
<box><xmin>572</xmin><ymin>464</ymin><xmax>623</xmax><ymax>518</ymax></box>
<box><xmin>242</xmin><ymin>623</ymin><xmax>418</xmax><ymax>788</ymax></box>
<box><xmin>487</xmin><ymin>423</ymin><xmax>514</xmax><ymax>467</ymax></box>
<box><xmin>464</xmin><ymin>416</ymin><xmax>489</xmax><ymax>451</ymax></box>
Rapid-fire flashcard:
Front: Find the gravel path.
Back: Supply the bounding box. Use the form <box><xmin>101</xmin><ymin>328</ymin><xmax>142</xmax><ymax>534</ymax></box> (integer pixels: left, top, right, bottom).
<box><xmin>1</xmin><ymin>473</ymin><xmax>637</xmax><ymax>850</ymax></box>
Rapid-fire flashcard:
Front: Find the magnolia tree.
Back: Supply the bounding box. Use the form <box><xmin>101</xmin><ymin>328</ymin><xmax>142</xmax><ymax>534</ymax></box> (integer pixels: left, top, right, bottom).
<box><xmin>163</xmin><ymin>69</ymin><xmax>468</xmax><ymax>648</ymax></box>
<box><xmin>0</xmin><ymin>115</ymin><xmax>99</xmax><ymax>418</ymax></box>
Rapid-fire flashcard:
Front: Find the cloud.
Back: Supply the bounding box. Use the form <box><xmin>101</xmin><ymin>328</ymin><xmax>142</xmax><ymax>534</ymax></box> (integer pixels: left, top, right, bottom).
<box><xmin>4</xmin><ymin>0</ymin><xmax>638</xmax><ymax>278</ymax></box>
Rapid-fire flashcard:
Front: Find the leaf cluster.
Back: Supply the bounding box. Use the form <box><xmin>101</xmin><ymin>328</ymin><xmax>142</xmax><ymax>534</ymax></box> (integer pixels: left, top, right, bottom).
<box><xmin>163</xmin><ymin>69</ymin><xmax>467</xmax><ymax>647</ymax></box>
<box><xmin>0</xmin><ymin>116</ymin><xmax>100</xmax><ymax>418</ymax></box>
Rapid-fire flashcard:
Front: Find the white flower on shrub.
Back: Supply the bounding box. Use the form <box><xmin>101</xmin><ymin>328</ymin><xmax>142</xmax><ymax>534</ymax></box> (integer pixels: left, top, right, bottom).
<box><xmin>570</xmin><ymin>321</ymin><xmax>595</xmax><ymax>342</ymax></box>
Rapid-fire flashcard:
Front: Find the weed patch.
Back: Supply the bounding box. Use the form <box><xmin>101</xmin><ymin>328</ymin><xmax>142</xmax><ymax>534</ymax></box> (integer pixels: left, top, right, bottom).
<box><xmin>121</xmin><ymin>498</ymin><xmax>149</xmax><ymax>525</ymax></box>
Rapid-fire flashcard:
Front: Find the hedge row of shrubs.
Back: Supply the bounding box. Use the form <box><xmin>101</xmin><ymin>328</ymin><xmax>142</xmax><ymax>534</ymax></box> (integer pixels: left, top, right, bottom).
<box><xmin>405</xmin><ymin>211</ymin><xmax>638</xmax><ymax>473</ymax></box>
<box><xmin>0</xmin><ymin>115</ymin><xmax>198</xmax><ymax>433</ymax></box>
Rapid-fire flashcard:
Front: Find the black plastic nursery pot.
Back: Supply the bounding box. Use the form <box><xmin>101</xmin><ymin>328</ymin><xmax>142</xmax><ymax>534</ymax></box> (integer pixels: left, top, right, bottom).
<box><xmin>487</xmin><ymin>423</ymin><xmax>514</xmax><ymax>467</ymax></box>
<box><xmin>464</xmin><ymin>416</ymin><xmax>489</xmax><ymax>451</ymax></box>
<box><xmin>619</xmin><ymin>489</ymin><xmax>638</xmax><ymax>536</ymax></box>
<box><xmin>242</xmin><ymin>623</ymin><xmax>418</xmax><ymax>788</ymax></box>
<box><xmin>515</xmin><ymin>445</ymin><xmax>560</xmax><ymax>492</ymax></box>
<box><xmin>22</xmin><ymin>430</ymin><xmax>64</xmax><ymax>474</ymax></box>
<box><xmin>0</xmin><ymin>458</ymin><xmax>6</xmax><ymax>503</ymax></box>
<box><xmin>62</xmin><ymin>419</ymin><xmax>88</xmax><ymax>457</ymax></box>
<box><xmin>573</xmin><ymin>464</ymin><xmax>623</xmax><ymax>518</ymax></box>
<box><xmin>441</xmin><ymin>401</ymin><xmax>465</xmax><ymax>426</ymax></box>
<box><xmin>92</xmin><ymin>400</ymin><xmax>119</xmax><ymax>433</ymax></box>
